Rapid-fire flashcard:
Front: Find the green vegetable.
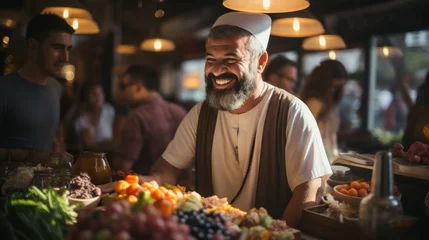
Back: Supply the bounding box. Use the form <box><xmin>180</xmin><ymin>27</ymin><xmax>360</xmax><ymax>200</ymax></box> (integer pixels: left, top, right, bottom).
<box><xmin>259</xmin><ymin>213</ymin><xmax>273</xmax><ymax>228</ymax></box>
<box><xmin>1</xmin><ymin>186</ymin><xmax>77</xmax><ymax>240</ymax></box>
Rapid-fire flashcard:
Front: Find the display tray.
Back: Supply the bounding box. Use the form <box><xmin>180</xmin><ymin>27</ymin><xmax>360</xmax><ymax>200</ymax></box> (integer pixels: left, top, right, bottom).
<box><xmin>301</xmin><ymin>204</ymin><xmax>362</xmax><ymax>240</ymax></box>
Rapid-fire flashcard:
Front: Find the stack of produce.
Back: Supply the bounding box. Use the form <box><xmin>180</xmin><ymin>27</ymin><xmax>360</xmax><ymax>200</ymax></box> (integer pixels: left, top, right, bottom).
<box><xmin>111</xmin><ymin>175</ymin><xmax>185</xmax><ymax>215</ymax></box>
<box><xmin>67</xmin><ymin>195</ymin><xmax>195</xmax><ymax>240</ymax></box>
<box><xmin>239</xmin><ymin>208</ymin><xmax>295</xmax><ymax>240</ymax></box>
<box><xmin>336</xmin><ymin>179</ymin><xmax>399</xmax><ymax>197</ymax></box>
<box><xmin>0</xmin><ymin>186</ymin><xmax>77</xmax><ymax>240</ymax></box>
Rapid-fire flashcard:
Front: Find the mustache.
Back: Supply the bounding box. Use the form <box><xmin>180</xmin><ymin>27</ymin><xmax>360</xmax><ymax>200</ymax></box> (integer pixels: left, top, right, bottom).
<box><xmin>206</xmin><ymin>73</ymin><xmax>238</xmax><ymax>82</ymax></box>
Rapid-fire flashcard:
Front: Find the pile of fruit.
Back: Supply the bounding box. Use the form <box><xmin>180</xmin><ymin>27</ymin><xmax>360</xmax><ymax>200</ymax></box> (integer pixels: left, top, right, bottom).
<box><xmin>73</xmin><ymin>174</ymin><xmax>296</xmax><ymax>240</ymax></box>
<box><xmin>112</xmin><ymin>175</ymin><xmax>185</xmax><ymax>215</ymax></box>
<box><xmin>336</xmin><ymin>180</ymin><xmax>399</xmax><ymax>197</ymax></box>
<box><xmin>67</xmin><ymin>199</ymin><xmax>195</xmax><ymax>240</ymax></box>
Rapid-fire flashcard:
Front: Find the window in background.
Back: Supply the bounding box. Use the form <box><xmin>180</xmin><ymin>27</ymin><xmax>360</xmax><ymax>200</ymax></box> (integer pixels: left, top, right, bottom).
<box><xmin>302</xmin><ymin>49</ymin><xmax>365</xmax><ymax>131</ymax></box>
<box><xmin>369</xmin><ymin>31</ymin><xmax>429</xmax><ymax>145</ymax></box>
<box><xmin>178</xmin><ymin>58</ymin><xmax>206</xmax><ymax>103</ymax></box>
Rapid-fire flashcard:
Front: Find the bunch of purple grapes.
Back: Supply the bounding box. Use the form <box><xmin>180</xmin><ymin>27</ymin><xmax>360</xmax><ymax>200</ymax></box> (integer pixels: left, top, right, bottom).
<box><xmin>175</xmin><ymin>210</ymin><xmax>233</xmax><ymax>240</ymax></box>
<box><xmin>67</xmin><ymin>200</ymin><xmax>195</xmax><ymax>240</ymax></box>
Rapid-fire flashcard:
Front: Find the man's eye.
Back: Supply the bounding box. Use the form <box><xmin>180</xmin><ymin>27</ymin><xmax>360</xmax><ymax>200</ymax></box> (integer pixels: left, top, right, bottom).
<box><xmin>226</xmin><ymin>58</ymin><xmax>236</xmax><ymax>63</ymax></box>
<box><xmin>206</xmin><ymin>58</ymin><xmax>215</xmax><ymax>63</ymax></box>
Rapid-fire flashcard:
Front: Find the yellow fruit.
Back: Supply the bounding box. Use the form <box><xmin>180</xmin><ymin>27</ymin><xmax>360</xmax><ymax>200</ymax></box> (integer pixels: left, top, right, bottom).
<box><xmin>114</xmin><ymin>180</ymin><xmax>130</xmax><ymax>194</ymax></box>
<box><xmin>127</xmin><ymin>195</ymin><xmax>138</xmax><ymax>203</ymax></box>
<box><xmin>116</xmin><ymin>194</ymin><xmax>127</xmax><ymax>200</ymax></box>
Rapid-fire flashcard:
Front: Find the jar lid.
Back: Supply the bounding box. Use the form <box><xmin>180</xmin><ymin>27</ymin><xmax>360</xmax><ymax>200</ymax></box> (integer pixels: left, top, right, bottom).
<box><xmin>331</xmin><ymin>165</ymin><xmax>350</xmax><ymax>176</ymax></box>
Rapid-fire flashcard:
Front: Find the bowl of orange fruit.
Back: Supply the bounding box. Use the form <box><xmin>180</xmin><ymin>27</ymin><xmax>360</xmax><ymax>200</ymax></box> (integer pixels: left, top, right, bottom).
<box><xmin>332</xmin><ymin>180</ymin><xmax>401</xmax><ymax>207</ymax></box>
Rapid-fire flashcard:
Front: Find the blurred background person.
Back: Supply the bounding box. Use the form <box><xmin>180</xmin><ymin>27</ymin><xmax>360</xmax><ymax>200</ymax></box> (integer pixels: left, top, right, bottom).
<box><xmin>263</xmin><ymin>55</ymin><xmax>298</xmax><ymax>94</ymax></box>
<box><xmin>67</xmin><ymin>82</ymin><xmax>115</xmax><ymax>153</ymax></box>
<box><xmin>299</xmin><ymin>59</ymin><xmax>348</xmax><ymax>163</ymax></box>
<box><xmin>111</xmin><ymin>65</ymin><xmax>187</xmax><ymax>175</ymax></box>
<box><xmin>402</xmin><ymin>71</ymin><xmax>429</xmax><ymax>150</ymax></box>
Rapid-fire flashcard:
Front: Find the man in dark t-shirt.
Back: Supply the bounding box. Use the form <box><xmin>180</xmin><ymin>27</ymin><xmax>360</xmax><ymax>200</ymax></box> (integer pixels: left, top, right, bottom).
<box><xmin>111</xmin><ymin>65</ymin><xmax>187</xmax><ymax>175</ymax></box>
<box><xmin>0</xmin><ymin>14</ymin><xmax>74</xmax><ymax>162</ymax></box>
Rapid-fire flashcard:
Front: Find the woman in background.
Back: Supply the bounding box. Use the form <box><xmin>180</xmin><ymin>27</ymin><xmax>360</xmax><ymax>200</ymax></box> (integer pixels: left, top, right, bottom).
<box><xmin>74</xmin><ymin>82</ymin><xmax>115</xmax><ymax>152</ymax></box>
<box><xmin>299</xmin><ymin>59</ymin><xmax>348</xmax><ymax>163</ymax></box>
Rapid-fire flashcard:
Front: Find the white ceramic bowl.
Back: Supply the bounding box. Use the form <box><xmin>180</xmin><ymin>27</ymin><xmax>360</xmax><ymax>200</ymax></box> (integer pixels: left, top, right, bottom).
<box><xmin>68</xmin><ymin>195</ymin><xmax>101</xmax><ymax>209</ymax></box>
<box><xmin>332</xmin><ymin>185</ymin><xmax>402</xmax><ymax>208</ymax></box>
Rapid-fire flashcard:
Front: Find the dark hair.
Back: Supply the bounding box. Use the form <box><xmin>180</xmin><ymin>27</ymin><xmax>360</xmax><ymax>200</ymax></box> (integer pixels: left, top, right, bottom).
<box><xmin>263</xmin><ymin>55</ymin><xmax>297</xmax><ymax>80</ymax></box>
<box><xmin>300</xmin><ymin>59</ymin><xmax>348</xmax><ymax>116</ymax></box>
<box><xmin>123</xmin><ymin>65</ymin><xmax>160</xmax><ymax>91</ymax></box>
<box><xmin>79</xmin><ymin>82</ymin><xmax>102</xmax><ymax>104</ymax></box>
<box><xmin>26</xmin><ymin>14</ymin><xmax>75</xmax><ymax>42</ymax></box>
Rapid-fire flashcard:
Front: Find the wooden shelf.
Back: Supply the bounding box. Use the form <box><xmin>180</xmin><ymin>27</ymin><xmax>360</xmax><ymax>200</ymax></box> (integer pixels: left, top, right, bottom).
<box><xmin>333</xmin><ymin>158</ymin><xmax>429</xmax><ymax>181</ymax></box>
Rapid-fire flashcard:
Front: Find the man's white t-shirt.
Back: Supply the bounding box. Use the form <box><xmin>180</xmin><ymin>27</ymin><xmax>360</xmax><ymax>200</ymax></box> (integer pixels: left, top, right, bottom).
<box><xmin>162</xmin><ymin>84</ymin><xmax>332</xmax><ymax>211</ymax></box>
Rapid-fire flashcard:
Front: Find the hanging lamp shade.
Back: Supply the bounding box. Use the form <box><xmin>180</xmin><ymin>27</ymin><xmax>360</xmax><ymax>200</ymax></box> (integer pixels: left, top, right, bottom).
<box><xmin>41</xmin><ymin>0</ymin><xmax>100</xmax><ymax>34</ymax></box>
<box><xmin>140</xmin><ymin>38</ymin><xmax>175</xmax><ymax>52</ymax></box>
<box><xmin>271</xmin><ymin>10</ymin><xmax>324</xmax><ymax>38</ymax></box>
<box><xmin>223</xmin><ymin>0</ymin><xmax>309</xmax><ymax>13</ymax></box>
<box><xmin>376</xmin><ymin>38</ymin><xmax>402</xmax><ymax>59</ymax></box>
<box><xmin>302</xmin><ymin>34</ymin><xmax>346</xmax><ymax>50</ymax></box>
<box><xmin>116</xmin><ymin>44</ymin><xmax>137</xmax><ymax>55</ymax></box>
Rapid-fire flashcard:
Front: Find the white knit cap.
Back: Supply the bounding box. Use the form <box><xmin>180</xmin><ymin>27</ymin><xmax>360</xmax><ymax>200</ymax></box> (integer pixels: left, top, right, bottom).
<box><xmin>212</xmin><ymin>12</ymin><xmax>272</xmax><ymax>50</ymax></box>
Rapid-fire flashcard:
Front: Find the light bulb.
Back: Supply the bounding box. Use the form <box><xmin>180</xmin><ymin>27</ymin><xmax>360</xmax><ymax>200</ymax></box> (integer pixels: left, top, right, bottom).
<box><xmin>72</xmin><ymin>19</ymin><xmax>79</xmax><ymax>29</ymax></box>
<box><xmin>154</xmin><ymin>40</ymin><xmax>162</xmax><ymax>51</ymax></box>
<box><xmin>63</xmin><ymin>9</ymin><xmax>69</xmax><ymax>18</ymax></box>
<box><xmin>262</xmin><ymin>0</ymin><xmax>271</xmax><ymax>10</ymax></box>
<box><xmin>2</xmin><ymin>36</ymin><xmax>10</xmax><ymax>45</ymax></box>
<box><xmin>293</xmin><ymin>18</ymin><xmax>300</xmax><ymax>32</ymax></box>
<box><xmin>319</xmin><ymin>36</ymin><xmax>326</xmax><ymax>47</ymax></box>
<box><xmin>383</xmin><ymin>47</ymin><xmax>389</xmax><ymax>56</ymax></box>
<box><xmin>329</xmin><ymin>50</ymin><xmax>336</xmax><ymax>60</ymax></box>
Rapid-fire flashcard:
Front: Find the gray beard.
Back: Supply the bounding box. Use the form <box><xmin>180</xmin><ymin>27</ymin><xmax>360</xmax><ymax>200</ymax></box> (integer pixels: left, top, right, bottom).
<box><xmin>205</xmin><ymin>71</ymin><xmax>257</xmax><ymax>111</ymax></box>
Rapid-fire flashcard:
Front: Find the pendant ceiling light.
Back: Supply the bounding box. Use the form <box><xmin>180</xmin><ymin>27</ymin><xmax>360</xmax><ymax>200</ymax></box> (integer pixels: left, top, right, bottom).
<box><xmin>140</xmin><ymin>8</ymin><xmax>175</xmax><ymax>52</ymax></box>
<box><xmin>140</xmin><ymin>38</ymin><xmax>175</xmax><ymax>52</ymax></box>
<box><xmin>302</xmin><ymin>34</ymin><xmax>346</xmax><ymax>51</ymax></box>
<box><xmin>116</xmin><ymin>44</ymin><xmax>138</xmax><ymax>55</ymax></box>
<box><xmin>223</xmin><ymin>0</ymin><xmax>309</xmax><ymax>13</ymax></box>
<box><xmin>376</xmin><ymin>38</ymin><xmax>403</xmax><ymax>59</ymax></box>
<box><xmin>41</xmin><ymin>0</ymin><xmax>100</xmax><ymax>34</ymax></box>
<box><xmin>271</xmin><ymin>10</ymin><xmax>324</xmax><ymax>38</ymax></box>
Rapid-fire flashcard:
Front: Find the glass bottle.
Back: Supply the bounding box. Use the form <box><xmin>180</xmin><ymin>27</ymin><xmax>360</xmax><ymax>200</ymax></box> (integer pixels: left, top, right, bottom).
<box><xmin>72</xmin><ymin>152</ymin><xmax>111</xmax><ymax>185</ymax></box>
<box><xmin>359</xmin><ymin>151</ymin><xmax>402</xmax><ymax>239</ymax></box>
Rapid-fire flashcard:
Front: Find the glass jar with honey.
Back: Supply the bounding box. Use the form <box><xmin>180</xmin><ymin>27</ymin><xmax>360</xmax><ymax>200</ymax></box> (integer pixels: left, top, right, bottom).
<box><xmin>72</xmin><ymin>152</ymin><xmax>111</xmax><ymax>185</ymax></box>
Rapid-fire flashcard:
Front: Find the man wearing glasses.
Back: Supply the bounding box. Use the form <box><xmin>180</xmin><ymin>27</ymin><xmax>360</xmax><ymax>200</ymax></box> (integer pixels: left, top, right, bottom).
<box><xmin>111</xmin><ymin>65</ymin><xmax>187</xmax><ymax>175</ymax></box>
<box><xmin>263</xmin><ymin>55</ymin><xmax>298</xmax><ymax>94</ymax></box>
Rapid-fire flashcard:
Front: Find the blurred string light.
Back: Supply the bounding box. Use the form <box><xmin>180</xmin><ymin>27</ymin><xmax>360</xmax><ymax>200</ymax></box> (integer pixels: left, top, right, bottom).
<box><xmin>2</xmin><ymin>36</ymin><xmax>10</xmax><ymax>48</ymax></box>
<box><xmin>376</xmin><ymin>38</ymin><xmax>402</xmax><ymax>59</ymax></box>
<box><xmin>62</xmin><ymin>64</ymin><xmax>75</xmax><ymax>82</ymax></box>
<box><xmin>329</xmin><ymin>50</ymin><xmax>336</xmax><ymax>60</ymax></box>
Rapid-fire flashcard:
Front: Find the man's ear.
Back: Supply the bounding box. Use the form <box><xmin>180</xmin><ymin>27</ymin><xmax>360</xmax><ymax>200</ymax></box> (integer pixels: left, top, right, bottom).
<box><xmin>257</xmin><ymin>51</ymin><xmax>269</xmax><ymax>74</ymax></box>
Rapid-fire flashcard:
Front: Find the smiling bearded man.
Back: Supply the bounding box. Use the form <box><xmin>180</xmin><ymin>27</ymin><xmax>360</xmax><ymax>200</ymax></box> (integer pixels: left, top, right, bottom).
<box><xmin>116</xmin><ymin>12</ymin><xmax>332</xmax><ymax>228</ymax></box>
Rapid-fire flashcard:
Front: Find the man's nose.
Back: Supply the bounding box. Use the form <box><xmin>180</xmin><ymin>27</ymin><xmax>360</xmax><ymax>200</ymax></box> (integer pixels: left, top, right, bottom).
<box><xmin>60</xmin><ymin>49</ymin><xmax>69</xmax><ymax>62</ymax></box>
<box><xmin>209</xmin><ymin>61</ymin><xmax>228</xmax><ymax>76</ymax></box>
